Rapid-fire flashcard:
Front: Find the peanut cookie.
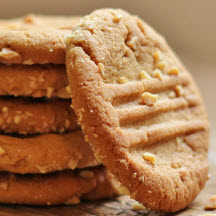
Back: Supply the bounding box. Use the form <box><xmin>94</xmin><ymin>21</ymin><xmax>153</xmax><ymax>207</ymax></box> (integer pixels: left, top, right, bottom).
<box><xmin>0</xmin><ymin>130</ymin><xmax>99</xmax><ymax>174</ymax></box>
<box><xmin>66</xmin><ymin>9</ymin><xmax>209</xmax><ymax>212</ymax></box>
<box><xmin>0</xmin><ymin>97</ymin><xmax>77</xmax><ymax>135</ymax></box>
<box><xmin>0</xmin><ymin>64</ymin><xmax>69</xmax><ymax>98</ymax></box>
<box><xmin>0</xmin><ymin>166</ymin><xmax>119</xmax><ymax>205</ymax></box>
<box><xmin>0</xmin><ymin>14</ymin><xmax>80</xmax><ymax>64</ymax></box>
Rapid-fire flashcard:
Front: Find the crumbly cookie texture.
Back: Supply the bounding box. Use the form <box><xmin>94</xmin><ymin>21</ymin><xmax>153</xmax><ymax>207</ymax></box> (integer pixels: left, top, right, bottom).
<box><xmin>0</xmin><ymin>166</ymin><xmax>119</xmax><ymax>205</ymax></box>
<box><xmin>0</xmin><ymin>97</ymin><xmax>77</xmax><ymax>135</ymax></box>
<box><xmin>66</xmin><ymin>9</ymin><xmax>209</xmax><ymax>212</ymax></box>
<box><xmin>0</xmin><ymin>130</ymin><xmax>99</xmax><ymax>174</ymax></box>
<box><xmin>0</xmin><ymin>14</ymin><xmax>80</xmax><ymax>64</ymax></box>
<box><xmin>0</xmin><ymin>64</ymin><xmax>69</xmax><ymax>98</ymax></box>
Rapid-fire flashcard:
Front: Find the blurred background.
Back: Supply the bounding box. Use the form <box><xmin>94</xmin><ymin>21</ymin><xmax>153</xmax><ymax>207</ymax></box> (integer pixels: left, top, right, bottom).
<box><xmin>0</xmin><ymin>0</ymin><xmax>215</xmax><ymax>170</ymax></box>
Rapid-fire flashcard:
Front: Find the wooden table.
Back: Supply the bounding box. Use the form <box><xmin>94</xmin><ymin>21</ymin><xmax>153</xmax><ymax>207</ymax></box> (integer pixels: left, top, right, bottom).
<box><xmin>0</xmin><ymin>58</ymin><xmax>215</xmax><ymax>216</ymax></box>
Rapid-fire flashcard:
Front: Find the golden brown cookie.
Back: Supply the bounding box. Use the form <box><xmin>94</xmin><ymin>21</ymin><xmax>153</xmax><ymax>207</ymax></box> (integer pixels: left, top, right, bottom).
<box><xmin>66</xmin><ymin>9</ymin><xmax>209</xmax><ymax>212</ymax></box>
<box><xmin>0</xmin><ymin>97</ymin><xmax>77</xmax><ymax>135</ymax></box>
<box><xmin>0</xmin><ymin>64</ymin><xmax>69</xmax><ymax>98</ymax></box>
<box><xmin>0</xmin><ymin>14</ymin><xmax>80</xmax><ymax>64</ymax></box>
<box><xmin>0</xmin><ymin>166</ymin><xmax>119</xmax><ymax>205</ymax></box>
<box><xmin>0</xmin><ymin>130</ymin><xmax>99</xmax><ymax>174</ymax></box>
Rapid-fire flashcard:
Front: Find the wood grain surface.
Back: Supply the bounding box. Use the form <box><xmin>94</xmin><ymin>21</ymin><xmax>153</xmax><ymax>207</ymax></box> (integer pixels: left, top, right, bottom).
<box><xmin>0</xmin><ymin>58</ymin><xmax>214</xmax><ymax>216</ymax></box>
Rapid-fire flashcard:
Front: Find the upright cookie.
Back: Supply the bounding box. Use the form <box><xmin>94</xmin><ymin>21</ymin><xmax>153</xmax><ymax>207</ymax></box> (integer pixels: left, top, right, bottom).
<box><xmin>0</xmin><ymin>64</ymin><xmax>69</xmax><ymax>98</ymax></box>
<box><xmin>0</xmin><ymin>166</ymin><xmax>119</xmax><ymax>205</ymax></box>
<box><xmin>66</xmin><ymin>9</ymin><xmax>209</xmax><ymax>212</ymax></box>
<box><xmin>0</xmin><ymin>14</ymin><xmax>80</xmax><ymax>64</ymax></box>
<box><xmin>0</xmin><ymin>130</ymin><xmax>99</xmax><ymax>174</ymax></box>
<box><xmin>0</xmin><ymin>97</ymin><xmax>77</xmax><ymax>134</ymax></box>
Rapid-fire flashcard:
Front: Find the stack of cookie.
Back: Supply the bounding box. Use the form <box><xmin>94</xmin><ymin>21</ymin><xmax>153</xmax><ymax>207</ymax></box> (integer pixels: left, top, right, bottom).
<box><xmin>0</xmin><ymin>15</ymin><xmax>119</xmax><ymax>205</ymax></box>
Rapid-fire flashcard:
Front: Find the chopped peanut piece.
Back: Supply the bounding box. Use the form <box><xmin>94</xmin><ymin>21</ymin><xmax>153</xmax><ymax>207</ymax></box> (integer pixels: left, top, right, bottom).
<box><xmin>156</xmin><ymin>61</ymin><xmax>167</xmax><ymax>71</ymax></box>
<box><xmin>66</xmin><ymin>85</ymin><xmax>71</xmax><ymax>94</ymax></box>
<box><xmin>127</xmin><ymin>36</ymin><xmax>138</xmax><ymax>50</ymax></box>
<box><xmin>118</xmin><ymin>184</ymin><xmax>130</xmax><ymax>195</ymax></box>
<box><xmin>131</xmin><ymin>190</ymin><xmax>138</xmax><ymax>199</ymax></box>
<box><xmin>168</xmin><ymin>67</ymin><xmax>179</xmax><ymax>75</ymax></box>
<box><xmin>0</xmin><ymin>48</ymin><xmax>20</xmax><ymax>59</ymax></box>
<box><xmin>2</xmin><ymin>107</ymin><xmax>8</xmax><ymax>113</ymax></box>
<box><xmin>139</xmin><ymin>70</ymin><xmax>151</xmax><ymax>80</ymax></box>
<box><xmin>0</xmin><ymin>146</ymin><xmax>5</xmax><ymax>155</ymax></box>
<box><xmin>132</xmin><ymin>202</ymin><xmax>146</xmax><ymax>210</ymax></box>
<box><xmin>64</xmin><ymin>196</ymin><xmax>80</xmax><ymax>205</ymax></box>
<box><xmin>14</xmin><ymin>116</ymin><xmax>21</xmax><ymax>124</ymax></box>
<box><xmin>168</xmin><ymin>91</ymin><xmax>176</xmax><ymax>98</ymax></box>
<box><xmin>175</xmin><ymin>85</ymin><xmax>184</xmax><ymax>97</ymax></box>
<box><xmin>205</xmin><ymin>195</ymin><xmax>216</xmax><ymax>210</ymax></box>
<box><xmin>79</xmin><ymin>170</ymin><xmax>94</xmax><ymax>179</ymax></box>
<box><xmin>47</xmin><ymin>87</ymin><xmax>54</xmax><ymax>98</ymax></box>
<box><xmin>153</xmin><ymin>69</ymin><xmax>163</xmax><ymax>80</ymax></box>
<box><xmin>118</xmin><ymin>77</ymin><xmax>128</xmax><ymax>84</ymax></box>
<box><xmin>141</xmin><ymin>92</ymin><xmax>158</xmax><ymax>105</ymax></box>
<box><xmin>98</xmin><ymin>63</ymin><xmax>105</xmax><ymax>75</ymax></box>
<box><xmin>143</xmin><ymin>152</ymin><xmax>156</xmax><ymax>166</ymax></box>
<box><xmin>113</xmin><ymin>14</ymin><xmax>122</xmax><ymax>22</ymax></box>
<box><xmin>153</xmin><ymin>50</ymin><xmax>162</xmax><ymax>62</ymax></box>
<box><xmin>68</xmin><ymin>159</ymin><xmax>78</xmax><ymax>170</ymax></box>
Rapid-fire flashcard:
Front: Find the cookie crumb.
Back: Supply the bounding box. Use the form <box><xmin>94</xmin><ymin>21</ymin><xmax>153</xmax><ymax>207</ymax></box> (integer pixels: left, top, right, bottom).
<box><xmin>132</xmin><ymin>202</ymin><xmax>146</xmax><ymax>210</ymax></box>
<box><xmin>0</xmin><ymin>146</ymin><xmax>5</xmax><ymax>155</ymax></box>
<box><xmin>79</xmin><ymin>170</ymin><xmax>94</xmax><ymax>179</ymax></box>
<box><xmin>98</xmin><ymin>63</ymin><xmax>105</xmax><ymax>75</ymax></box>
<box><xmin>0</xmin><ymin>48</ymin><xmax>20</xmax><ymax>59</ymax></box>
<box><xmin>64</xmin><ymin>196</ymin><xmax>80</xmax><ymax>205</ymax></box>
<box><xmin>14</xmin><ymin>115</ymin><xmax>21</xmax><ymax>124</ymax></box>
<box><xmin>171</xmin><ymin>162</ymin><xmax>182</xmax><ymax>169</ymax></box>
<box><xmin>205</xmin><ymin>195</ymin><xmax>216</xmax><ymax>210</ymax></box>
<box><xmin>139</xmin><ymin>70</ymin><xmax>151</xmax><ymax>80</ymax></box>
<box><xmin>143</xmin><ymin>152</ymin><xmax>156</xmax><ymax>166</ymax></box>
<box><xmin>49</xmin><ymin>48</ymin><xmax>53</xmax><ymax>52</ymax></box>
<box><xmin>66</xmin><ymin>85</ymin><xmax>71</xmax><ymax>94</ymax></box>
<box><xmin>0</xmin><ymin>182</ymin><xmax>8</xmax><ymax>191</ymax></box>
<box><xmin>175</xmin><ymin>85</ymin><xmax>184</xmax><ymax>97</ymax></box>
<box><xmin>168</xmin><ymin>67</ymin><xmax>179</xmax><ymax>75</ymax></box>
<box><xmin>153</xmin><ymin>69</ymin><xmax>163</xmax><ymax>80</ymax></box>
<box><xmin>118</xmin><ymin>77</ymin><xmax>128</xmax><ymax>84</ymax></box>
<box><xmin>141</xmin><ymin>92</ymin><xmax>158</xmax><ymax>105</ymax></box>
<box><xmin>68</xmin><ymin>159</ymin><xmax>78</xmax><ymax>170</ymax></box>
<box><xmin>2</xmin><ymin>106</ymin><xmax>8</xmax><ymax>113</ymax></box>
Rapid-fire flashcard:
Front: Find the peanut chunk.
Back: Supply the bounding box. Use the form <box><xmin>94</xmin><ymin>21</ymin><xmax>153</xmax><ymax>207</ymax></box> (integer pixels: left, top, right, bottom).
<box><xmin>168</xmin><ymin>67</ymin><xmax>179</xmax><ymax>75</ymax></box>
<box><xmin>98</xmin><ymin>63</ymin><xmax>105</xmax><ymax>75</ymax></box>
<box><xmin>175</xmin><ymin>85</ymin><xmax>184</xmax><ymax>97</ymax></box>
<box><xmin>66</xmin><ymin>85</ymin><xmax>71</xmax><ymax>94</ymax></box>
<box><xmin>47</xmin><ymin>87</ymin><xmax>54</xmax><ymax>98</ymax></box>
<box><xmin>153</xmin><ymin>69</ymin><xmax>163</xmax><ymax>80</ymax></box>
<box><xmin>141</xmin><ymin>92</ymin><xmax>158</xmax><ymax>105</ymax></box>
<box><xmin>132</xmin><ymin>202</ymin><xmax>146</xmax><ymax>210</ymax></box>
<box><xmin>113</xmin><ymin>14</ymin><xmax>122</xmax><ymax>22</ymax></box>
<box><xmin>64</xmin><ymin>196</ymin><xmax>80</xmax><ymax>205</ymax></box>
<box><xmin>79</xmin><ymin>170</ymin><xmax>94</xmax><ymax>179</ymax></box>
<box><xmin>68</xmin><ymin>159</ymin><xmax>78</xmax><ymax>170</ymax></box>
<box><xmin>0</xmin><ymin>146</ymin><xmax>5</xmax><ymax>155</ymax></box>
<box><xmin>139</xmin><ymin>70</ymin><xmax>151</xmax><ymax>80</ymax></box>
<box><xmin>14</xmin><ymin>116</ymin><xmax>21</xmax><ymax>124</ymax></box>
<box><xmin>0</xmin><ymin>48</ymin><xmax>20</xmax><ymax>59</ymax></box>
<box><xmin>127</xmin><ymin>36</ymin><xmax>138</xmax><ymax>50</ymax></box>
<box><xmin>143</xmin><ymin>152</ymin><xmax>156</xmax><ymax>166</ymax></box>
<box><xmin>205</xmin><ymin>195</ymin><xmax>216</xmax><ymax>210</ymax></box>
<box><xmin>118</xmin><ymin>77</ymin><xmax>128</xmax><ymax>84</ymax></box>
<box><xmin>156</xmin><ymin>61</ymin><xmax>167</xmax><ymax>71</ymax></box>
<box><xmin>168</xmin><ymin>91</ymin><xmax>176</xmax><ymax>98</ymax></box>
<box><xmin>153</xmin><ymin>50</ymin><xmax>162</xmax><ymax>62</ymax></box>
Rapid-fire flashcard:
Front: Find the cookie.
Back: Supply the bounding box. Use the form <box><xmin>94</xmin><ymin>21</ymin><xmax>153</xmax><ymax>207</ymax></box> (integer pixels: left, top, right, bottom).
<box><xmin>0</xmin><ymin>97</ymin><xmax>77</xmax><ymax>135</ymax></box>
<box><xmin>66</xmin><ymin>9</ymin><xmax>209</xmax><ymax>212</ymax></box>
<box><xmin>0</xmin><ymin>14</ymin><xmax>80</xmax><ymax>64</ymax></box>
<box><xmin>0</xmin><ymin>64</ymin><xmax>69</xmax><ymax>98</ymax></box>
<box><xmin>0</xmin><ymin>130</ymin><xmax>99</xmax><ymax>174</ymax></box>
<box><xmin>0</xmin><ymin>166</ymin><xmax>119</xmax><ymax>205</ymax></box>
